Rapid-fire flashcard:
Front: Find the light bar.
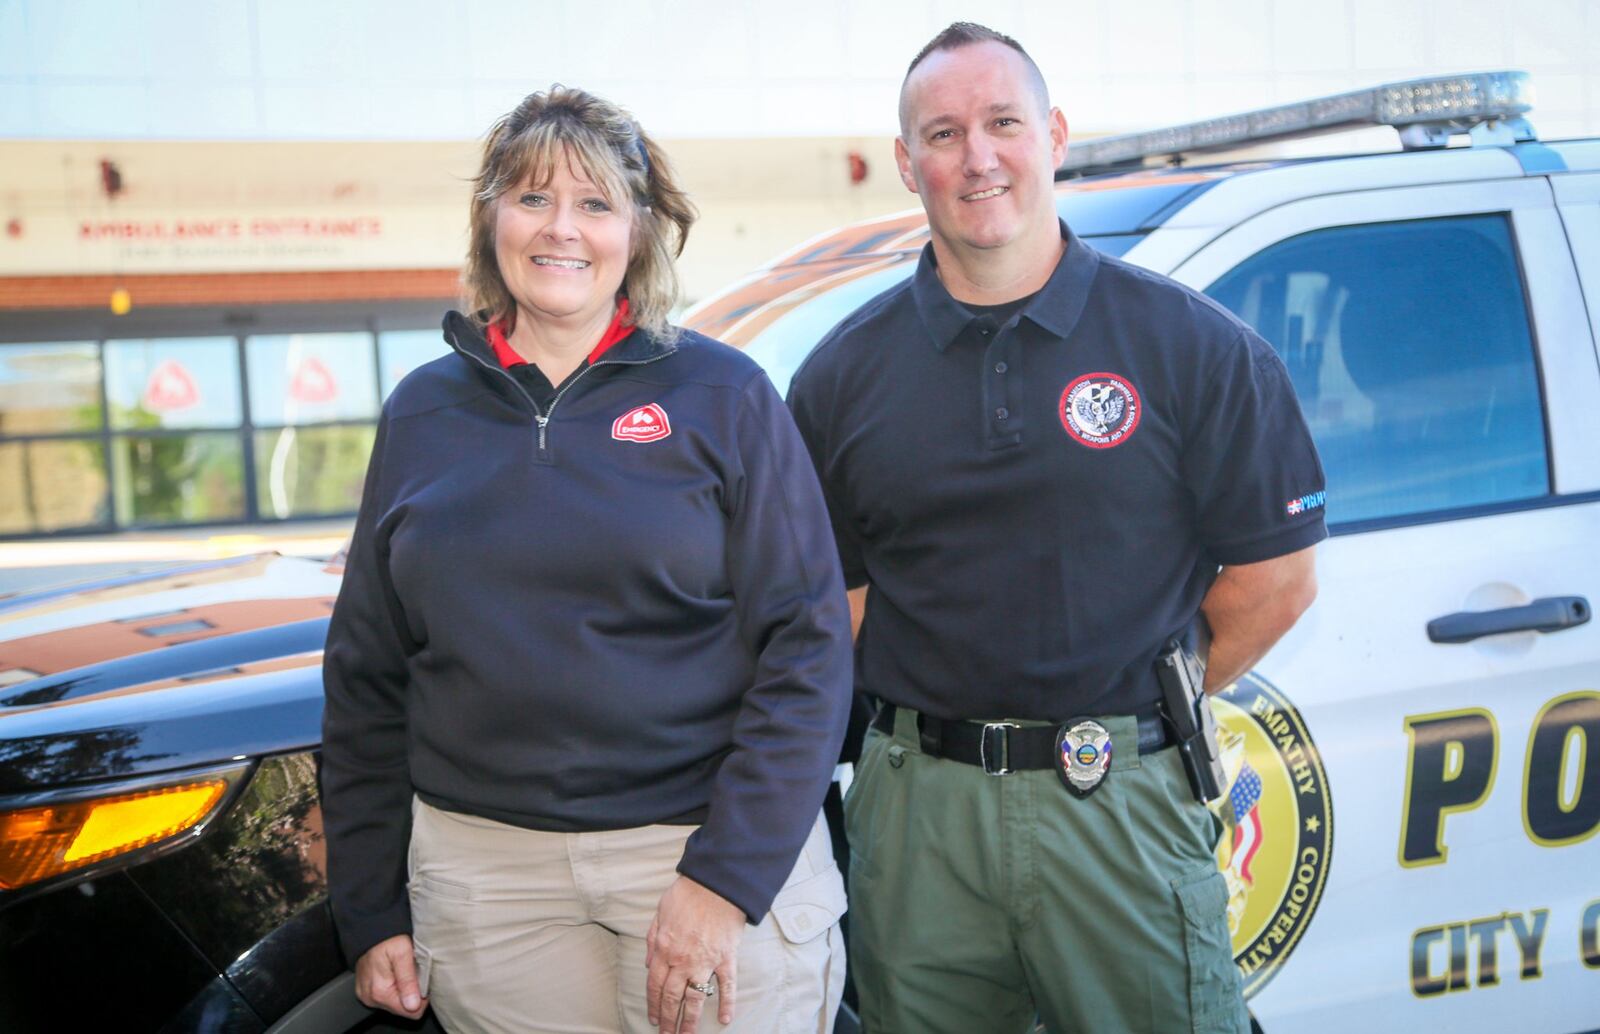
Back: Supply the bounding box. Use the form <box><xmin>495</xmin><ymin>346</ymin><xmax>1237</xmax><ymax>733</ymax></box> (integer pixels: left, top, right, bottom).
<box><xmin>1060</xmin><ymin>71</ymin><xmax>1533</xmax><ymax>176</ymax></box>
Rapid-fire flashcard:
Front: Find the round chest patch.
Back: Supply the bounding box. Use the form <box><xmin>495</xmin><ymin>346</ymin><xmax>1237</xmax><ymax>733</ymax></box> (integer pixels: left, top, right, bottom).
<box><xmin>1058</xmin><ymin>372</ymin><xmax>1141</xmax><ymax>448</ymax></box>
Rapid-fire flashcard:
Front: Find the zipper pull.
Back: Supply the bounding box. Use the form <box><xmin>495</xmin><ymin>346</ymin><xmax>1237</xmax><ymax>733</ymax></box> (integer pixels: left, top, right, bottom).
<box><xmin>536</xmin><ymin>414</ymin><xmax>549</xmax><ymax>452</ymax></box>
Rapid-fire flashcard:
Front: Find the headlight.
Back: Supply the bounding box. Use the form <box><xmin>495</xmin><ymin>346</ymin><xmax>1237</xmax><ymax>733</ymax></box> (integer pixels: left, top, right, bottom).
<box><xmin>0</xmin><ymin>762</ymin><xmax>250</xmax><ymax>893</ymax></box>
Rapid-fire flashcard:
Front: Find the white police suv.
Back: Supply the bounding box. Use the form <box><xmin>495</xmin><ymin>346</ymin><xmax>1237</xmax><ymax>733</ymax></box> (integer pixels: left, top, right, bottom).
<box><xmin>684</xmin><ymin>72</ymin><xmax>1600</xmax><ymax>1034</ymax></box>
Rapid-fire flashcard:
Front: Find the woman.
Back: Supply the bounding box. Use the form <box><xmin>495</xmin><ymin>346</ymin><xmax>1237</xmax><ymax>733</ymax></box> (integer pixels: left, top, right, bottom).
<box><xmin>320</xmin><ymin>86</ymin><xmax>852</xmax><ymax>1034</ymax></box>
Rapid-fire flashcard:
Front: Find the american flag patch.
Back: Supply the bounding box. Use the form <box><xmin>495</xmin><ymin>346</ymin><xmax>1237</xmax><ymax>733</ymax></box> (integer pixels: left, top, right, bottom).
<box><xmin>1285</xmin><ymin>490</ymin><xmax>1326</xmax><ymax>517</ymax></box>
<box><xmin>1230</xmin><ymin>763</ymin><xmax>1265</xmax><ymax>883</ymax></box>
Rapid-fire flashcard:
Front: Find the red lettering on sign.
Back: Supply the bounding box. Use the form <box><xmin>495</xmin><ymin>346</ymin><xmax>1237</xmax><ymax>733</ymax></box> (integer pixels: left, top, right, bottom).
<box><xmin>289</xmin><ymin>357</ymin><xmax>339</xmax><ymax>404</ymax></box>
<box><xmin>144</xmin><ymin>359</ymin><xmax>200</xmax><ymax>412</ymax></box>
<box><xmin>75</xmin><ymin>218</ymin><xmax>374</xmax><ymax>241</ymax></box>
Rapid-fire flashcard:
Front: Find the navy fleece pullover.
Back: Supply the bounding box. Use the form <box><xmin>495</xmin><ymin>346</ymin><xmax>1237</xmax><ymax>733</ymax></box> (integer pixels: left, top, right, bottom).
<box><xmin>321</xmin><ymin>313</ymin><xmax>853</xmax><ymax>965</ymax></box>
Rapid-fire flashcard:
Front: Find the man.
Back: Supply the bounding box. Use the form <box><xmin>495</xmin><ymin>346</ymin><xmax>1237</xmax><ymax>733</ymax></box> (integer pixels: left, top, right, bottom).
<box><xmin>787</xmin><ymin>22</ymin><xmax>1325</xmax><ymax>1034</ymax></box>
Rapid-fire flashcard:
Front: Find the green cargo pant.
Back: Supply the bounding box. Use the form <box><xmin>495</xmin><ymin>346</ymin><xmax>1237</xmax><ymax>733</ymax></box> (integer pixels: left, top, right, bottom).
<box><xmin>844</xmin><ymin>707</ymin><xmax>1249</xmax><ymax>1034</ymax></box>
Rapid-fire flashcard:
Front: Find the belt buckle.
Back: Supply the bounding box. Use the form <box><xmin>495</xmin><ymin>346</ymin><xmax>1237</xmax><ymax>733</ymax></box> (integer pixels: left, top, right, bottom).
<box><xmin>979</xmin><ymin>721</ymin><xmax>1019</xmax><ymax>775</ymax></box>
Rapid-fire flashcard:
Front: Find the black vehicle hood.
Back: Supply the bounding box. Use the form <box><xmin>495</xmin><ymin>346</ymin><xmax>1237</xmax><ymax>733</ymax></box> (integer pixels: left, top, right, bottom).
<box><xmin>0</xmin><ymin>554</ymin><xmax>341</xmax><ymax>793</ymax></box>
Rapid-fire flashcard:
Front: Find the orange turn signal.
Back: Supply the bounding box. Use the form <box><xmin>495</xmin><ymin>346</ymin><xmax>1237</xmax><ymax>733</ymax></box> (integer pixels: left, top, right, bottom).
<box><xmin>0</xmin><ymin>779</ymin><xmax>229</xmax><ymax>891</ymax></box>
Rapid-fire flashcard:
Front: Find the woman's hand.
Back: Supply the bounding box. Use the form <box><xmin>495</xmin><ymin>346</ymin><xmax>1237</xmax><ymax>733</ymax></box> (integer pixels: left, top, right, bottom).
<box><xmin>646</xmin><ymin>876</ymin><xmax>746</xmax><ymax>1034</ymax></box>
<box><xmin>354</xmin><ymin>934</ymin><xmax>428</xmax><ymax>1020</ymax></box>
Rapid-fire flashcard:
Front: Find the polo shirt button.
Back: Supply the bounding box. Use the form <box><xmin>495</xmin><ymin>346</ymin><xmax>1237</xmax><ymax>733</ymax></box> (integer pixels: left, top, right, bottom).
<box><xmin>995</xmin><ymin>407</ymin><xmax>1009</xmax><ymax>420</ymax></box>
<box><xmin>994</xmin><ymin>362</ymin><xmax>1008</xmax><ymax>374</ymax></box>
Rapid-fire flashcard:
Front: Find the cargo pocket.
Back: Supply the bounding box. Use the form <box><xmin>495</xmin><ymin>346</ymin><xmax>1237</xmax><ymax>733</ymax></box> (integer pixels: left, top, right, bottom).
<box><xmin>771</xmin><ymin>863</ymin><xmax>848</xmax><ymax>945</ymax></box>
<box><xmin>1171</xmin><ymin>866</ymin><xmax>1246</xmax><ymax>1034</ymax></box>
<box><xmin>768</xmin><ymin>864</ymin><xmax>849</xmax><ymax>1034</ymax></box>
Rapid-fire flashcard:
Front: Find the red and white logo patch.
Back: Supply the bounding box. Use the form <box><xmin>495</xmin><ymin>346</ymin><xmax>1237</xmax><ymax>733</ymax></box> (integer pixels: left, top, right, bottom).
<box><xmin>611</xmin><ymin>403</ymin><xmax>672</xmax><ymax>443</ymax></box>
<box><xmin>1059</xmin><ymin>372</ymin><xmax>1141</xmax><ymax>449</ymax></box>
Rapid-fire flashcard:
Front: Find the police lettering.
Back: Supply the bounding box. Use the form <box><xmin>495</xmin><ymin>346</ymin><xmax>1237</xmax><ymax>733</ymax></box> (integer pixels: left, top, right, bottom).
<box><xmin>1410</xmin><ymin>909</ymin><xmax>1548</xmax><ymax>998</ymax></box>
<box><xmin>1523</xmin><ymin>692</ymin><xmax>1600</xmax><ymax>846</ymax></box>
<box><xmin>1399</xmin><ymin>709</ymin><xmax>1497</xmax><ymax>866</ymax></box>
<box><xmin>1582</xmin><ymin>900</ymin><xmax>1600</xmax><ymax>969</ymax></box>
<box><xmin>1399</xmin><ymin>691</ymin><xmax>1600</xmax><ymax>861</ymax></box>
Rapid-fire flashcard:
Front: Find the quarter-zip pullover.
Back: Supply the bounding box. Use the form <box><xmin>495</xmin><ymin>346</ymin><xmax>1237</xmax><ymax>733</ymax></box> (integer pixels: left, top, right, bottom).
<box><xmin>322</xmin><ymin>313</ymin><xmax>853</xmax><ymax>966</ymax></box>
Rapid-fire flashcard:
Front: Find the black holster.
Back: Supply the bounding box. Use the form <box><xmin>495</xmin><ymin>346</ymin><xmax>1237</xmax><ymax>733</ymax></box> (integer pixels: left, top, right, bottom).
<box><xmin>1154</xmin><ymin>627</ymin><xmax>1226</xmax><ymax>804</ymax></box>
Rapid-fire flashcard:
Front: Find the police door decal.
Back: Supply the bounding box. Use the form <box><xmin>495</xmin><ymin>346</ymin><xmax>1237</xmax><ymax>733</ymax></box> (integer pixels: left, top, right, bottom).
<box><xmin>1210</xmin><ymin>672</ymin><xmax>1335</xmax><ymax>997</ymax></box>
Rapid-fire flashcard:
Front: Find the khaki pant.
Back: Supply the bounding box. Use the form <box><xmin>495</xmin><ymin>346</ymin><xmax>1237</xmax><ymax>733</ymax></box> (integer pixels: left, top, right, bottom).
<box><xmin>408</xmin><ymin>799</ymin><xmax>846</xmax><ymax>1034</ymax></box>
<box><xmin>845</xmin><ymin>708</ymin><xmax>1249</xmax><ymax>1034</ymax></box>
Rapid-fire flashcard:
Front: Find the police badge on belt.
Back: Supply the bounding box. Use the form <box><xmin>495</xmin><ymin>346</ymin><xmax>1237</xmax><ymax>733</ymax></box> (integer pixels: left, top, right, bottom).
<box><xmin>1055</xmin><ymin>719</ymin><xmax>1113</xmax><ymax>798</ymax></box>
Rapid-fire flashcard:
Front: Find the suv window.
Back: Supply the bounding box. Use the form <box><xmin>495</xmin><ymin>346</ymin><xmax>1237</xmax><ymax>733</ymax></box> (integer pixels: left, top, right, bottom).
<box><xmin>1205</xmin><ymin>214</ymin><xmax>1548</xmax><ymax>527</ymax></box>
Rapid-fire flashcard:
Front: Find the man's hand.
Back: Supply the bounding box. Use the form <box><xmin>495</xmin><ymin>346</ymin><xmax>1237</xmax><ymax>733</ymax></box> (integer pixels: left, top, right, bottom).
<box><xmin>1200</xmin><ymin>545</ymin><xmax>1318</xmax><ymax>693</ymax></box>
<box><xmin>646</xmin><ymin>876</ymin><xmax>746</xmax><ymax>1034</ymax></box>
<box><xmin>354</xmin><ymin>934</ymin><xmax>427</xmax><ymax>1020</ymax></box>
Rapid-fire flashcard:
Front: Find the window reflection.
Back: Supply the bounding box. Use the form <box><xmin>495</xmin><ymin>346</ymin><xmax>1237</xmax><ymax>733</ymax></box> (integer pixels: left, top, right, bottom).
<box><xmin>0</xmin><ymin>343</ymin><xmax>102</xmax><ymax>435</ymax></box>
<box><xmin>105</xmin><ymin>338</ymin><xmax>242</xmax><ymax>430</ymax></box>
<box><xmin>111</xmin><ymin>433</ymin><xmax>245</xmax><ymax>526</ymax></box>
<box><xmin>0</xmin><ymin>321</ymin><xmax>435</xmax><ymax>535</ymax></box>
<box><xmin>247</xmin><ymin>333</ymin><xmax>377</xmax><ymax>426</ymax></box>
<box><xmin>254</xmin><ymin>425</ymin><xmax>376</xmax><ymax>519</ymax></box>
<box><xmin>0</xmin><ymin>439</ymin><xmax>109</xmax><ymax>534</ymax></box>
<box><xmin>1206</xmin><ymin>215</ymin><xmax>1547</xmax><ymax>525</ymax></box>
<box><xmin>379</xmin><ymin>330</ymin><xmax>449</xmax><ymax>400</ymax></box>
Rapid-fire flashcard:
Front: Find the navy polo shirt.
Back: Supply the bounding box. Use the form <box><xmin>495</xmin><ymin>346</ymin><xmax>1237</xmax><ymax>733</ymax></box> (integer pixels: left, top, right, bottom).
<box><xmin>788</xmin><ymin>222</ymin><xmax>1327</xmax><ymax>721</ymax></box>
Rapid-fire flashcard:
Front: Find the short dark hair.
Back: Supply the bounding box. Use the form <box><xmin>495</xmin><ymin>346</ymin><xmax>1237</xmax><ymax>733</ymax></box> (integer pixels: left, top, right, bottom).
<box><xmin>899</xmin><ymin>22</ymin><xmax>1050</xmax><ymax>136</ymax></box>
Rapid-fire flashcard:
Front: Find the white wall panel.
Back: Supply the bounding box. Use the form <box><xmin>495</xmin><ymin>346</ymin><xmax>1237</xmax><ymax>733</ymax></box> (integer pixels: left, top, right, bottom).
<box><xmin>1430</xmin><ymin>0</ymin><xmax>1512</xmax><ymax>67</ymax></box>
<box><xmin>1018</xmin><ymin>2</ymin><xmax>1108</xmax><ymax>82</ymax></box>
<box><xmin>0</xmin><ymin>2</ymin><xmax>36</xmax><ymax>78</ymax></box>
<box><xmin>358</xmin><ymin>0</ymin><xmax>471</xmax><ymax>83</ymax></box>
<box><xmin>0</xmin><ymin>82</ymin><xmax>38</xmax><ymax>135</ymax></box>
<box><xmin>753</xmin><ymin>0</ymin><xmax>849</xmax><ymax>80</ymax></box>
<box><xmin>1</xmin><ymin>0</ymin><xmax>1596</xmax><ymax>141</ymax></box>
<box><xmin>1511</xmin><ymin>0</ymin><xmax>1585</xmax><ymax>67</ymax></box>
<box><xmin>1109</xmin><ymin>0</ymin><xmax>1190</xmax><ymax>75</ymax></box>
<box><xmin>1271</xmin><ymin>0</ymin><xmax>1353</xmax><ymax>72</ymax></box>
<box><xmin>141</xmin><ymin>0</ymin><xmax>255</xmax><ymax>81</ymax></box>
<box><xmin>27</xmin><ymin>0</ymin><xmax>149</xmax><ymax>78</ymax></box>
<box><xmin>36</xmin><ymin>82</ymin><xmax>150</xmax><ymax>136</ymax></box>
<box><xmin>1192</xmin><ymin>0</ymin><xmax>1276</xmax><ymax>75</ymax></box>
<box><xmin>255</xmin><ymin>0</ymin><xmax>365</xmax><ymax>81</ymax></box>
<box><xmin>145</xmin><ymin>85</ymin><xmax>258</xmax><ymax>139</ymax></box>
<box><xmin>1351</xmin><ymin>0</ymin><xmax>1432</xmax><ymax>70</ymax></box>
<box><xmin>258</xmin><ymin>84</ymin><xmax>369</xmax><ymax>138</ymax></box>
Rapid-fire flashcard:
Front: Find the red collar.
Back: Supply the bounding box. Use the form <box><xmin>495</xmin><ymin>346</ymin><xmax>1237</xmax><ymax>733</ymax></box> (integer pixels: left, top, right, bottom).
<box><xmin>487</xmin><ymin>299</ymin><xmax>634</xmax><ymax>370</ymax></box>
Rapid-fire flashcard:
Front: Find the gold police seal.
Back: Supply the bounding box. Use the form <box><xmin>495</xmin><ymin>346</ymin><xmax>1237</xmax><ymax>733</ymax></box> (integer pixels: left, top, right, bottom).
<box><xmin>1209</xmin><ymin>671</ymin><xmax>1335</xmax><ymax>997</ymax></box>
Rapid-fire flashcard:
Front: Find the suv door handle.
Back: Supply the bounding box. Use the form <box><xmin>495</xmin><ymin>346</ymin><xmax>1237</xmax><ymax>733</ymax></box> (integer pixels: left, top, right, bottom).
<box><xmin>1427</xmin><ymin>596</ymin><xmax>1592</xmax><ymax>644</ymax></box>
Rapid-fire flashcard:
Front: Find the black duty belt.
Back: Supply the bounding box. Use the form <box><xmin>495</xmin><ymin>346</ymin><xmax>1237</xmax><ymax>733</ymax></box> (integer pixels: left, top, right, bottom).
<box><xmin>870</xmin><ymin>704</ymin><xmax>1172</xmax><ymax>775</ymax></box>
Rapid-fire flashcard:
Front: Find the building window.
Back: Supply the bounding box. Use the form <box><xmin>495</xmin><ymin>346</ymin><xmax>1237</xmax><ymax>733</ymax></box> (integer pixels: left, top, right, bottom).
<box><xmin>255</xmin><ymin>424</ymin><xmax>377</xmax><ymax>519</ymax></box>
<box><xmin>111</xmin><ymin>432</ymin><xmax>247</xmax><ymax>526</ymax></box>
<box><xmin>246</xmin><ymin>333</ymin><xmax>378</xmax><ymax>426</ymax></box>
<box><xmin>104</xmin><ymin>337</ymin><xmax>243</xmax><ymax>430</ymax></box>
<box><xmin>379</xmin><ymin>329</ymin><xmax>450</xmax><ymax>399</ymax></box>
<box><xmin>0</xmin><ymin>438</ymin><xmax>109</xmax><ymax>535</ymax></box>
<box><xmin>0</xmin><ymin>342</ymin><xmax>102</xmax><ymax>435</ymax></box>
<box><xmin>0</xmin><ymin>316</ymin><xmax>439</xmax><ymax>537</ymax></box>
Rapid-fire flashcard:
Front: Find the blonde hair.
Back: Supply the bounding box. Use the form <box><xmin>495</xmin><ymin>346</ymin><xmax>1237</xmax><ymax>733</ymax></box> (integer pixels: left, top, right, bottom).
<box><xmin>464</xmin><ymin>85</ymin><xmax>696</xmax><ymax>339</ymax></box>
